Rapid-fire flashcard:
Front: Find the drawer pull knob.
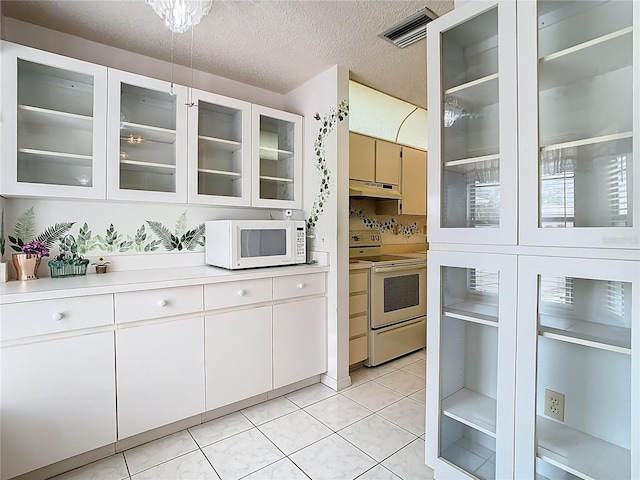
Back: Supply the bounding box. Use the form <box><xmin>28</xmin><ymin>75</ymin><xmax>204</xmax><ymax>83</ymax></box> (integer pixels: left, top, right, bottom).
<box><xmin>237</xmin><ymin>290</ymin><xmax>246</xmax><ymax>296</ymax></box>
<box><xmin>158</xmin><ymin>299</ymin><xmax>168</xmax><ymax>307</ymax></box>
<box><xmin>52</xmin><ymin>312</ymin><xmax>64</xmax><ymax>321</ymax></box>
<box><xmin>297</xmin><ymin>282</ymin><xmax>306</xmax><ymax>289</ymax></box>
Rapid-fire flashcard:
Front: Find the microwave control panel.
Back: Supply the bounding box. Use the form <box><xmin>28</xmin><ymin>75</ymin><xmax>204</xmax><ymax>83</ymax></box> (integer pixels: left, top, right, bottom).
<box><xmin>296</xmin><ymin>226</ymin><xmax>306</xmax><ymax>260</ymax></box>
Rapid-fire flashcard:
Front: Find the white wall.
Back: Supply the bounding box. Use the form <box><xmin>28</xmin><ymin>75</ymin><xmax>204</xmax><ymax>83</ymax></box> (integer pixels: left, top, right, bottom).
<box><xmin>285</xmin><ymin>65</ymin><xmax>351</xmax><ymax>390</ymax></box>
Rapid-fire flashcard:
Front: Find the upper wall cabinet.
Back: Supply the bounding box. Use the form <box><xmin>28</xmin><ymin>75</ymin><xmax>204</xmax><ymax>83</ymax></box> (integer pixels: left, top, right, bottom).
<box><xmin>401</xmin><ymin>146</ymin><xmax>427</xmax><ymax>216</ymax></box>
<box><xmin>518</xmin><ymin>0</ymin><xmax>638</xmax><ymax>249</ymax></box>
<box><xmin>0</xmin><ymin>42</ymin><xmax>107</xmax><ymax>199</ymax></box>
<box><xmin>107</xmin><ymin>69</ymin><xmax>188</xmax><ymax>203</ymax></box>
<box><xmin>427</xmin><ymin>1</ymin><xmax>518</xmax><ymax>245</ymax></box>
<box><xmin>349</xmin><ymin>132</ymin><xmax>401</xmax><ymax>187</ymax></box>
<box><xmin>187</xmin><ymin>89</ymin><xmax>251</xmax><ymax>206</ymax></box>
<box><xmin>252</xmin><ymin>105</ymin><xmax>302</xmax><ymax>209</ymax></box>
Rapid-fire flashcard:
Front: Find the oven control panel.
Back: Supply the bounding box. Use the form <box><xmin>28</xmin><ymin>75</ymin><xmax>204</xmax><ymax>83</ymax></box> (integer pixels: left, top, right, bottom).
<box><xmin>349</xmin><ymin>230</ymin><xmax>381</xmax><ymax>248</ymax></box>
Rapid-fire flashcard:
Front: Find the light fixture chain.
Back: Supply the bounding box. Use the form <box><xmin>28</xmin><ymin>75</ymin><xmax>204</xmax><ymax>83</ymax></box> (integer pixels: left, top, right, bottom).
<box><xmin>187</xmin><ymin>27</ymin><xmax>195</xmax><ymax>107</ymax></box>
<box><xmin>170</xmin><ymin>31</ymin><xmax>175</xmax><ymax>95</ymax></box>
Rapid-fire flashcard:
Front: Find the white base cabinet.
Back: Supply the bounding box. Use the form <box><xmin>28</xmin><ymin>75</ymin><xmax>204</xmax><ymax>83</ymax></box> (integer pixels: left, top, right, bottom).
<box><xmin>1</xmin><ymin>332</ymin><xmax>116</xmax><ymax>480</ymax></box>
<box><xmin>273</xmin><ymin>296</ymin><xmax>327</xmax><ymax>389</ymax></box>
<box><xmin>205</xmin><ymin>306</ymin><xmax>272</xmax><ymax>410</ymax></box>
<box><xmin>115</xmin><ymin>316</ymin><xmax>205</xmax><ymax>439</ymax></box>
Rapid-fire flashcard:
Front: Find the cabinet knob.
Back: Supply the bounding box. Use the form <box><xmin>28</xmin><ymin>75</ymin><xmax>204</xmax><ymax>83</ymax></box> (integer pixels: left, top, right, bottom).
<box><xmin>237</xmin><ymin>290</ymin><xmax>246</xmax><ymax>296</ymax></box>
<box><xmin>158</xmin><ymin>299</ymin><xmax>168</xmax><ymax>307</ymax></box>
<box><xmin>52</xmin><ymin>312</ymin><xmax>64</xmax><ymax>321</ymax></box>
<box><xmin>297</xmin><ymin>282</ymin><xmax>305</xmax><ymax>289</ymax></box>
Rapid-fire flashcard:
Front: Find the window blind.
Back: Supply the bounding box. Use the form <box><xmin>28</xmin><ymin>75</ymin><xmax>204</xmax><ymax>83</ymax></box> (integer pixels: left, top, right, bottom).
<box><xmin>606</xmin><ymin>281</ymin><xmax>626</xmax><ymax>319</ymax></box>
<box><xmin>539</xmin><ymin>276</ymin><xmax>574</xmax><ymax>305</ymax></box>
<box><xmin>468</xmin><ymin>269</ymin><xmax>499</xmax><ymax>294</ymax></box>
<box><xmin>467</xmin><ymin>182</ymin><xmax>500</xmax><ymax>227</ymax></box>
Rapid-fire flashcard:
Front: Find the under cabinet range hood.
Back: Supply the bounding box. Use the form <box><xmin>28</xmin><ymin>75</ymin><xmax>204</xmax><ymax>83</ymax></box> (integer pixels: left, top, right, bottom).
<box><xmin>349</xmin><ymin>180</ymin><xmax>402</xmax><ymax>200</ymax></box>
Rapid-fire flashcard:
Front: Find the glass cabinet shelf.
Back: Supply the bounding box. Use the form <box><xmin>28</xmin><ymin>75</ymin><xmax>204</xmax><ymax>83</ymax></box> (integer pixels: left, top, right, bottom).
<box><xmin>18</xmin><ymin>105</ymin><xmax>92</xmax><ymax>130</ymax></box>
<box><xmin>443</xmin><ymin>302</ymin><xmax>498</xmax><ymax>326</ymax></box>
<box><xmin>444</xmin><ymin>153</ymin><xmax>500</xmax><ymax>168</ymax></box>
<box><xmin>198</xmin><ymin>135</ymin><xmax>241</xmax><ymax>152</ymax></box>
<box><xmin>539</xmin><ymin>314</ymin><xmax>630</xmax><ymax>354</ymax></box>
<box><xmin>444</xmin><ymin>74</ymin><xmax>499</xmax><ymax>111</ymax></box>
<box><xmin>537</xmin><ymin>417</ymin><xmax>630</xmax><ymax>480</ymax></box>
<box><xmin>442</xmin><ymin>388</ymin><xmax>497</xmax><ymax>437</ymax></box>
<box><xmin>539</xmin><ymin>27</ymin><xmax>632</xmax><ymax>91</ymax></box>
<box><xmin>440</xmin><ymin>416</ymin><xmax>496</xmax><ymax>480</ymax></box>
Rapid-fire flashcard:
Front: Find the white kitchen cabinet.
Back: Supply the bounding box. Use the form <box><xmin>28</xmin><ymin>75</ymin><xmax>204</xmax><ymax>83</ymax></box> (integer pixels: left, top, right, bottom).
<box><xmin>115</xmin><ymin>316</ymin><xmax>205</xmax><ymax>439</ymax></box>
<box><xmin>427</xmin><ymin>1</ymin><xmax>518</xmax><ymax>245</ymax></box>
<box><xmin>0</xmin><ymin>41</ymin><xmax>107</xmax><ymax>199</ymax></box>
<box><xmin>426</xmin><ymin>250</ymin><xmax>517</xmax><ymax>480</ymax></box>
<box><xmin>188</xmin><ymin>89</ymin><xmax>252</xmax><ymax>205</ymax></box>
<box><xmin>273</xmin><ymin>296</ymin><xmax>327</xmax><ymax>389</ymax></box>
<box><xmin>252</xmin><ymin>104</ymin><xmax>303</xmax><ymax>209</ymax></box>
<box><xmin>205</xmin><ymin>306</ymin><xmax>272</xmax><ymax>410</ymax></box>
<box><xmin>518</xmin><ymin>0</ymin><xmax>638</xmax><ymax>250</ymax></box>
<box><xmin>107</xmin><ymin>69</ymin><xmax>188</xmax><ymax>203</ymax></box>
<box><xmin>515</xmin><ymin>256</ymin><xmax>639</xmax><ymax>480</ymax></box>
<box><xmin>1</xmin><ymin>332</ymin><xmax>116</xmax><ymax>480</ymax></box>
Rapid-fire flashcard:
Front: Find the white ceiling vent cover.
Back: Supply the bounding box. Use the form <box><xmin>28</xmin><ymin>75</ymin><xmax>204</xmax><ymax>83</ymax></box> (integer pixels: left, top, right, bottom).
<box><xmin>379</xmin><ymin>8</ymin><xmax>439</xmax><ymax>48</ymax></box>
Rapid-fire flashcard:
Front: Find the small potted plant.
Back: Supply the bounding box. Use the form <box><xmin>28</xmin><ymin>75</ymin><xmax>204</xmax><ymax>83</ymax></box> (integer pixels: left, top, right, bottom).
<box><xmin>92</xmin><ymin>256</ymin><xmax>110</xmax><ymax>274</ymax></box>
<box><xmin>13</xmin><ymin>240</ymin><xmax>50</xmax><ymax>280</ymax></box>
<box><xmin>48</xmin><ymin>236</ymin><xmax>89</xmax><ymax>278</ymax></box>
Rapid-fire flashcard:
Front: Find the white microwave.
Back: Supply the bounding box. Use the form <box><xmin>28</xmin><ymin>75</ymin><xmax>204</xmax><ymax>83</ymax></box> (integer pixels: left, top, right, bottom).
<box><xmin>205</xmin><ymin>220</ymin><xmax>306</xmax><ymax>270</ymax></box>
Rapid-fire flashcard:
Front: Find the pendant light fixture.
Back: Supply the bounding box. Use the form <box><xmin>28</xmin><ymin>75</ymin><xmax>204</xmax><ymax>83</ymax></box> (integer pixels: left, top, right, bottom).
<box><xmin>145</xmin><ymin>0</ymin><xmax>212</xmax><ymax>34</ymax></box>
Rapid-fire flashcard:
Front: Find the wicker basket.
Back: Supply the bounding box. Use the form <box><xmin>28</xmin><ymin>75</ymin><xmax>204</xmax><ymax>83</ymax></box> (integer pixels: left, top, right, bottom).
<box><xmin>48</xmin><ymin>259</ymin><xmax>89</xmax><ymax>278</ymax></box>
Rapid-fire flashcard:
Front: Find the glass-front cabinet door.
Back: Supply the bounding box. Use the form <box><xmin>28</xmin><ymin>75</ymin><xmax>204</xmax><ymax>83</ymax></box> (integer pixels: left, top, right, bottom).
<box><xmin>251</xmin><ymin>105</ymin><xmax>302</xmax><ymax>209</ymax></box>
<box><xmin>107</xmin><ymin>69</ymin><xmax>187</xmax><ymax>203</ymax></box>
<box><xmin>516</xmin><ymin>256</ymin><xmax>639</xmax><ymax>480</ymax></box>
<box><xmin>518</xmin><ymin>0</ymin><xmax>638</xmax><ymax>249</ymax></box>
<box><xmin>187</xmin><ymin>90</ymin><xmax>251</xmax><ymax>206</ymax></box>
<box><xmin>426</xmin><ymin>1</ymin><xmax>517</xmax><ymax>245</ymax></box>
<box><xmin>0</xmin><ymin>42</ymin><xmax>107</xmax><ymax>199</ymax></box>
<box><xmin>426</xmin><ymin>250</ymin><xmax>517</xmax><ymax>480</ymax></box>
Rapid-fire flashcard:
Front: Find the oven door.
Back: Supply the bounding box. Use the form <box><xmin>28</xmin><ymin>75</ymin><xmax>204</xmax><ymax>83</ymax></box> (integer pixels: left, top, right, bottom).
<box><xmin>370</xmin><ymin>263</ymin><xmax>426</xmax><ymax>329</ymax></box>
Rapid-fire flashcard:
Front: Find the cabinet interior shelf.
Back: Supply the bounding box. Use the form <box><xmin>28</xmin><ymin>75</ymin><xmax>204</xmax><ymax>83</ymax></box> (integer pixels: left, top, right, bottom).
<box><xmin>18</xmin><ymin>105</ymin><xmax>93</xmax><ymax>130</ymax></box>
<box><xmin>538</xmin><ymin>313</ymin><xmax>630</xmax><ymax>354</ymax></box>
<box><xmin>443</xmin><ymin>301</ymin><xmax>498</xmax><ymax>326</ymax></box>
<box><xmin>537</xmin><ymin>416</ymin><xmax>630</xmax><ymax>480</ymax></box>
<box><xmin>120</xmin><ymin>159</ymin><xmax>176</xmax><ymax>175</ymax></box>
<box><xmin>259</xmin><ymin>175</ymin><xmax>294</xmax><ymax>183</ymax></box>
<box><xmin>120</xmin><ymin>121</ymin><xmax>176</xmax><ymax>144</ymax></box>
<box><xmin>198</xmin><ymin>135</ymin><xmax>242</xmax><ymax>152</ymax></box>
<box><xmin>198</xmin><ymin>168</ymin><xmax>241</xmax><ymax>178</ymax></box>
<box><xmin>443</xmin><ymin>73</ymin><xmax>498</xmax><ymax>109</ymax></box>
<box><xmin>539</xmin><ymin>27</ymin><xmax>632</xmax><ymax>91</ymax></box>
<box><xmin>444</xmin><ymin>154</ymin><xmax>500</xmax><ymax>168</ymax></box>
<box><xmin>18</xmin><ymin>148</ymin><xmax>92</xmax><ymax>166</ymax></box>
<box><xmin>540</xmin><ymin>131</ymin><xmax>632</xmax><ymax>152</ymax></box>
<box><xmin>260</xmin><ymin>146</ymin><xmax>294</xmax><ymax>161</ymax></box>
<box><xmin>441</xmin><ymin>388</ymin><xmax>496</xmax><ymax>437</ymax></box>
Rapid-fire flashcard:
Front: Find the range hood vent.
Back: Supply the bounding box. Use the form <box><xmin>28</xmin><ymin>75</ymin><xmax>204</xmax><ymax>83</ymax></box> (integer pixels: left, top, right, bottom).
<box><xmin>349</xmin><ymin>180</ymin><xmax>402</xmax><ymax>200</ymax></box>
<box><xmin>379</xmin><ymin>8</ymin><xmax>439</xmax><ymax>48</ymax></box>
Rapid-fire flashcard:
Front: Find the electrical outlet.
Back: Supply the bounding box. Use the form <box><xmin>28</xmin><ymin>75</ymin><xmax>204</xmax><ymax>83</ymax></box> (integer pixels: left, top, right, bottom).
<box><xmin>544</xmin><ymin>389</ymin><xmax>565</xmax><ymax>422</ymax></box>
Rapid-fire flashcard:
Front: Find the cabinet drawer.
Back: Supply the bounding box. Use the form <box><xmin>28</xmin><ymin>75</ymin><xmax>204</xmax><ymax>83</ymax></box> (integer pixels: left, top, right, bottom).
<box><xmin>349</xmin><ymin>272</ymin><xmax>368</xmax><ymax>293</ymax></box>
<box><xmin>349</xmin><ymin>336</ymin><xmax>368</xmax><ymax>365</ymax></box>
<box><xmin>1</xmin><ymin>295</ymin><xmax>113</xmax><ymax>341</ymax></box>
<box><xmin>273</xmin><ymin>273</ymin><xmax>325</xmax><ymax>301</ymax></box>
<box><xmin>205</xmin><ymin>278</ymin><xmax>271</xmax><ymax>310</ymax></box>
<box><xmin>115</xmin><ymin>286</ymin><xmax>203</xmax><ymax>324</ymax></box>
<box><xmin>349</xmin><ymin>293</ymin><xmax>368</xmax><ymax>316</ymax></box>
<box><xmin>349</xmin><ymin>314</ymin><xmax>368</xmax><ymax>338</ymax></box>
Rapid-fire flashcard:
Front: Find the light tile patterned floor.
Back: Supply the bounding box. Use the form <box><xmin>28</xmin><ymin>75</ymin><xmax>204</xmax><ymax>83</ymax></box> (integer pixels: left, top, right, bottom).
<box><xmin>51</xmin><ymin>350</ymin><xmax>433</xmax><ymax>480</ymax></box>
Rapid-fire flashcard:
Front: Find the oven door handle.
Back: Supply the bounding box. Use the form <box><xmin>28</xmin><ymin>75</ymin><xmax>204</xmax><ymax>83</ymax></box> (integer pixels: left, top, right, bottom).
<box><xmin>372</xmin><ymin>263</ymin><xmax>426</xmax><ymax>273</ymax></box>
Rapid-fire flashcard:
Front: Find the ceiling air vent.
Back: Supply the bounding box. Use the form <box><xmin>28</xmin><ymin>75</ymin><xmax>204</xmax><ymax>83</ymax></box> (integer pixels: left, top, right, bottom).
<box><xmin>379</xmin><ymin>8</ymin><xmax>439</xmax><ymax>48</ymax></box>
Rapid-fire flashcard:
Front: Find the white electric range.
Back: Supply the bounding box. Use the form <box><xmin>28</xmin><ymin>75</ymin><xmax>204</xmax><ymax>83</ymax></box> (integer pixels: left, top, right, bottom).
<box><xmin>349</xmin><ymin>231</ymin><xmax>427</xmax><ymax>366</ymax></box>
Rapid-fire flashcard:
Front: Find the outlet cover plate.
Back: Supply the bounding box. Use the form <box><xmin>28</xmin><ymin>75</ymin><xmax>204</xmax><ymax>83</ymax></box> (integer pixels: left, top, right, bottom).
<box><xmin>544</xmin><ymin>389</ymin><xmax>565</xmax><ymax>422</ymax></box>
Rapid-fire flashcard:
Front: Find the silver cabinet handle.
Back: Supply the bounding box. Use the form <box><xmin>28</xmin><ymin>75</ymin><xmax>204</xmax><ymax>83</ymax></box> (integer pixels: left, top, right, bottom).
<box><xmin>237</xmin><ymin>290</ymin><xmax>246</xmax><ymax>296</ymax></box>
<box><xmin>52</xmin><ymin>312</ymin><xmax>64</xmax><ymax>321</ymax></box>
<box><xmin>158</xmin><ymin>299</ymin><xmax>168</xmax><ymax>307</ymax></box>
<box><xmin>297</xmin><ymin>282</ymin><xmax>306</xmax><ymax>289</ymax></box>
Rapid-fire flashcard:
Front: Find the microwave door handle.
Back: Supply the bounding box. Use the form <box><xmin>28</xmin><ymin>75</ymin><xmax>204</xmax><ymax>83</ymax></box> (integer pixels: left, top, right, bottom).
<box><xmin>372</xmin><ymin>263</ymin><xmax>426</xmax><ymax>274</ymax></box>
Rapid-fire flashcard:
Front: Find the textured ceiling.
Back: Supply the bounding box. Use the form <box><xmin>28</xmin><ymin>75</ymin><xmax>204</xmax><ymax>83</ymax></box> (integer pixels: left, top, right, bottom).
<box><xmin>0</xmin><ymin>0</ymin><xmax>453</xmax><ymax>108</ymax></box>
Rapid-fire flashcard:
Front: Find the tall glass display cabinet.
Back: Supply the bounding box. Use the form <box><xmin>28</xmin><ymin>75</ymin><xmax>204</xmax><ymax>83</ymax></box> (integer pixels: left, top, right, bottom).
<box><xmin>0</xmin><ymin>42</ymin><xmax>107</xmax><ymax>199</ymax></box>
<box><xmin>426</xmin><ymin>1</ymin><xmax>517</xmax><ymax>246</ymax></box>
<box><xmin>516</xmin><ymin>256</ymin><xmax>639</xmax><ymax>480</ymax></box>
<box><xmin>426</xmin><ymin>251</ymin><xmax>517</xmax><ymax>480</ymax></box>
<box><xmin>518</xmin><ymin>0</ymin><xmax>639</xmax><ymax>248</ymax></box>
<box><xmin>107</xmin><ymin>69</ymin><xmax>188</xmax><ymax>203</ymax></box>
